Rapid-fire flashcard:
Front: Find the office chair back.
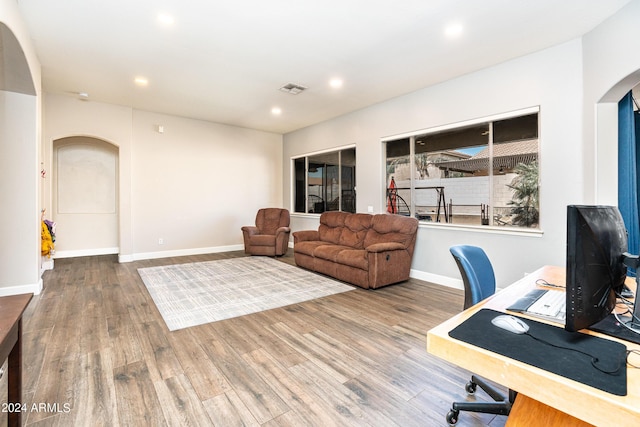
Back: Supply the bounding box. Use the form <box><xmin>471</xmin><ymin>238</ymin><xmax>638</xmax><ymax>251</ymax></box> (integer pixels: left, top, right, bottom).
<box><xmin>447</xmin><ymin>245</ymin><xmax>512</xmax><ymax>426</ymax></box>
<box><xmin>450</xmin><ymin>245</ymin><xmax>496</xmax><ymax>310</ymax></box>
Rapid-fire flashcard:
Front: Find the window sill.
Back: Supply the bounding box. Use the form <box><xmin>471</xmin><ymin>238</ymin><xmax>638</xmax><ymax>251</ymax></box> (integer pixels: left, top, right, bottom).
<box><xmin>418</xmin><ymin>221</ymin><xmax>544</xmax><ymax>237</ymax></box>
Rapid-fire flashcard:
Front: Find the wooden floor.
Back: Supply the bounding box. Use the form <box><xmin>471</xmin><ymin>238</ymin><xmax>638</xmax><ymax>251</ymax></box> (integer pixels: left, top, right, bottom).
<box><xmin>15</xmin><ymin>251</ymin><xmax>508</xmax><ymax>426</ymax></box>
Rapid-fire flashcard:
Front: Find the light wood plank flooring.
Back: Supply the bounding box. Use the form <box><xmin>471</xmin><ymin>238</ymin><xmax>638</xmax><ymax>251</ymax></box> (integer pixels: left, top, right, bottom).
<box><xmin>14</xmin><ymin>252</ymin><xmax>508</xmax><ymax>426</ymax></box>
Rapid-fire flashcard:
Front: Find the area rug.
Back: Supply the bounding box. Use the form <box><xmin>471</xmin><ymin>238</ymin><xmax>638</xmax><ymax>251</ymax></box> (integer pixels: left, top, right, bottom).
<box><xmin>138</xmin><ymin>257</ymin><xmax>354</xmax><ymax>331</ymax></box>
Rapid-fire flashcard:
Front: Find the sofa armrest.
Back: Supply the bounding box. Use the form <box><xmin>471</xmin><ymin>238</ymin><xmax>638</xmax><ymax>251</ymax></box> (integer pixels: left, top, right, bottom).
<box><xmin>241</xmin><ymin>225</ymin><xmax>259</xmax><ymax>237</ymax></box>
<box><xmin>365</xmin><ymin>242</ymin><xmax>406</xmax><ymax>253</ymax></box>
<box><xmin>293</xmin><ymin>230</ymin><xmax>319</xmax><ymax>243</ymax></box>
<box><xmin>276</xmin><ymin>226</ymin><xmax>291</xmax><ymax>235</ymax></box>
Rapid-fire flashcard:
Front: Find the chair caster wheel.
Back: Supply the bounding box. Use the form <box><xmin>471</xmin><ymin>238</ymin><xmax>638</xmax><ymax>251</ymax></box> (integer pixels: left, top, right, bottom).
<box><xmin>446</xmin><ymin>409</ymin><xmax>459</xmax><ymax>425</ymax></box>
<box><xmin>465</xmin><ymin>381</ymin><xmax>477</xmax><ymax>395</ymax></box>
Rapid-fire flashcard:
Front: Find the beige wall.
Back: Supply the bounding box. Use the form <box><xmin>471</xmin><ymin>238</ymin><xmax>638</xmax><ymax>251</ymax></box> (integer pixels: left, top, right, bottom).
<box><xmin>130</xmin><ymin>110</ymin><xmax>283</xmax><ymax>259</ymax></box>
<box><xmin>43</xmin><ymin>94</ymin><xmax>283</xmax><ymax>261</ymax></box>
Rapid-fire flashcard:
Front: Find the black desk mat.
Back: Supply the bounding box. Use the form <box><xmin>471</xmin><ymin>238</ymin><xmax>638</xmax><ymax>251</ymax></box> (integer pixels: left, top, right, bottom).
<box><xmin>449</xmin><ymin>309</ymin><xmax>627</xmax><ymax>396</ymax></box>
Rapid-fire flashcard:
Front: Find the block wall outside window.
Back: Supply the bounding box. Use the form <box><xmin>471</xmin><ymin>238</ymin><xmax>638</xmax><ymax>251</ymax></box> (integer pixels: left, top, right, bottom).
<box><xmin>384</xmin><ymin>110</ymin><xmax>539</xmax><ymax>229</ymax></box>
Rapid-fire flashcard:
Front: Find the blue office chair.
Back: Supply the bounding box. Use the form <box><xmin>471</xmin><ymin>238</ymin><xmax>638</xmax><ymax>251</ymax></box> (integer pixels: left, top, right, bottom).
<box><xmin>446</xmin><ymin>245</ymin><xmax>515</xmax><ymax>426</ymax></box>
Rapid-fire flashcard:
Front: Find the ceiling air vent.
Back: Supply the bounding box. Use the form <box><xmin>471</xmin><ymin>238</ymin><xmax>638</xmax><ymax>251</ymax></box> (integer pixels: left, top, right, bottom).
<box><xmin>279</xmin><ymin>83</ymin><xmax>307</xmax><ymax>95</ymax></box>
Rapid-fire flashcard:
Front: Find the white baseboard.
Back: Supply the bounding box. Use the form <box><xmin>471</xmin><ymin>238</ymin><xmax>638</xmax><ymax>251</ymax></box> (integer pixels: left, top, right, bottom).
<box><xmin>0</xmin><ymin>278</ymin><xmax>43</xmax><ymax>296</ymax></box>
<box><xmin>410</xmin><ymin>268</ymin><xmax>463</xmax><ymax>290</ymax></box>
<box><xmin>41</xmin><ymin>257</ymin><xmax>54</xmax><ymax>275</ymax></box>
<box><xmin>127</xmin><ymin>244</ymin><xmax>245</xmax><ymax>262</ymax></box>
<box><xmin>54</xmin><ymin>247</ymin><xmax>119</xmax><ymax>259</ymax></box>
<box><xmin>52</xmin><ymin>245</ymin><xmax>246</xmax><ymax>263</ymax></box>
<box><xmin>119</xmin><ymin>253</ymin><xmax>135</xmax><ymax>263</ymax></box>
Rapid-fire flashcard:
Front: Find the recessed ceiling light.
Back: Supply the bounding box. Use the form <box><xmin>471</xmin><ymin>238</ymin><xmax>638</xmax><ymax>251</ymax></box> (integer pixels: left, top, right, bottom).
<box><xmin>271</xmin><ymin>107</ymin><xmax>282</xmax><ymax>115</ymax></box>
<box><xmin>157</xmin><ymin>13</ymin><xmax>175</xmax><ymax>26</ymax></box>
<box><xmin>329</xmin><ymin>78</ymin><xmax>343</xmax><ymax>89</ymax></box>
<box><xmin>134</xmin><ymin>77</ymin><xmax>149</xmax><ymax>86</ymax></box>
<box><xmin>444</xmin><ymin>22</ymin><xmax>464</xmax><ymax>38</ymax></box>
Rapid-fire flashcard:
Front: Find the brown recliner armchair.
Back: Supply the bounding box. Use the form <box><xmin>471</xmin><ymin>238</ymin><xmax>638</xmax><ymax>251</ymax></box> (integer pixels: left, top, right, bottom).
<box><xmin>241</xmin><ymin>208</ymin><xmax>291</xmax><ymax>256</ymax></box>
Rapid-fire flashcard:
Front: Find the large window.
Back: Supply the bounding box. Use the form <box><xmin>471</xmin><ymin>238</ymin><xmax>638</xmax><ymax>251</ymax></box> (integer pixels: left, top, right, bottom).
<box><xmin>293</xmin><ymin>147</ymin><xmax>356</xmax><ymax>214</ymax></box>
<box><xmin>385</xmin><ymin>109</ymin><xmax>539</xmax><ymax>228</ymax></box>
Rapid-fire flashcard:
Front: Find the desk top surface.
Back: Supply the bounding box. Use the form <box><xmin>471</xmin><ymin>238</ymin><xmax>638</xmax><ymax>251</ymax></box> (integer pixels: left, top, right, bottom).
<box><xmin>427</xmin><ymin>266</ymin><xmax>640</xmax><ymax>426</ymax></box>
<box><xmin>0</xmin><ymin>293</ymin><xmax>33</xmax><ymax>343</ymax></box>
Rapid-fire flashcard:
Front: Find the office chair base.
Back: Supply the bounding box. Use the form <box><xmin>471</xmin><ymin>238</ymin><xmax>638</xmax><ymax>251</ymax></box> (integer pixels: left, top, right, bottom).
<box><xmin>446</xmin><ymin>375</ymin><xmax>515</xmax><ymax>426</ymax></box>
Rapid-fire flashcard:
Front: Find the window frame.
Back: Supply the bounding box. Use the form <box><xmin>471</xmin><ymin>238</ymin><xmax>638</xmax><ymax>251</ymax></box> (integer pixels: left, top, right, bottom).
<box><xmin>382</xmin><ymin>106</ymin><xmax>541</xmax><ymax>233</ymax></box>
<box><xmin>291</xmin><ymin>144</ymin><xmax>356</xmax><ymax>215</ymax></box>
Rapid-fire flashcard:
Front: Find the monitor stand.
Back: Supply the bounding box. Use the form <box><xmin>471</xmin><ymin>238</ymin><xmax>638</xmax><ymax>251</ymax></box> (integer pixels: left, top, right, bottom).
<box><xmin>591</xmin><ymin>260</ymin><xmax>640</xmax><ymax>345</ymax></box>
<box><xmin>591</xmin><ymin>313</ymin><xmax>640</xmax><ymax>345</ymax></box>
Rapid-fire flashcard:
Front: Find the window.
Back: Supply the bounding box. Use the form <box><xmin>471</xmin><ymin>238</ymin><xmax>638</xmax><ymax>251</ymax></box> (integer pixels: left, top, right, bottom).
<box><xmin>293</xmin><ymin>147</ymin><xmax>356</xmax><ymax>214</ymax></box>
<box><xmin>385</xmin><ymin>110</ymin><xmax>539</xmax><ymax>228</ymax></box>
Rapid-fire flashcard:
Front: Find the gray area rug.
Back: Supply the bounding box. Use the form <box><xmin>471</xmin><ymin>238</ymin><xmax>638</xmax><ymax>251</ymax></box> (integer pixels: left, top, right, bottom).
<box><xmin>138</xmin><ymin>256</ymin><xmax>354</xmax><ymax>331</ymax></box>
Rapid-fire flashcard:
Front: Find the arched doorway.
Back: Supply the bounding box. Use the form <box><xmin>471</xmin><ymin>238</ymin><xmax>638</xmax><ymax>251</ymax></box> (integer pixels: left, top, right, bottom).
<box><xmin>595</xmin><ymin>70</ymin><xmax>640</xmax><ymax>205</ymax></box>
<box><xmin>52</xmin><ymin>137</ymin><xmax>119</xmax><ymax>257</ymax></box>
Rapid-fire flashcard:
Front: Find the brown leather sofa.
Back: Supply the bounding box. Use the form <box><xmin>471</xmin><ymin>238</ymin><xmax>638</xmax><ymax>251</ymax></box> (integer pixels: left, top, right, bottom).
<box><xmin>241</xmin><ymin>208</ymin><xmax>291</xmax><ymax>256</ymax></box>
<box><xmin>293</xmin><ymin>211</ymin><xmax>418</xmax><ymax>289</ymax></box>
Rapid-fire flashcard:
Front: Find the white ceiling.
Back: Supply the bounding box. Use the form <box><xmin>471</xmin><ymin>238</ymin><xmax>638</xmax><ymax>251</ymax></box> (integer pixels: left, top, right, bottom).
<box><xmin>16</xmin><ymin>0</ymin><xmax>631</xmax><ymax>134</ymax></box>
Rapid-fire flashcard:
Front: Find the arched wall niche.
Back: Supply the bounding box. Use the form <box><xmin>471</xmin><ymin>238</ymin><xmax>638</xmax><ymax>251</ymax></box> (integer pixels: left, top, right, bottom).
<box><xmin>52</xmin><ymin>135</ymin><xmax>120</xmax><ymax>257</ymax></box>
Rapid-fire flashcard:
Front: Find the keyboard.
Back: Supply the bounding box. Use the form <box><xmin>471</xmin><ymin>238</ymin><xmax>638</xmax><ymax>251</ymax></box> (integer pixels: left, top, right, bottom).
<box><xmin>507</xmin><ymin>288</ymin><xmax>566</xmax><ymax>322</ymax></box>
<box><xmin>527</xmin><ymin>290</ymin><xmax>565</xmax><ymax>320</ymax></box>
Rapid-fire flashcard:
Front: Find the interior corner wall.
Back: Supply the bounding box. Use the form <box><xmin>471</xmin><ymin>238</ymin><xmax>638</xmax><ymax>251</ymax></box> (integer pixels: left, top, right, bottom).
<box><xmin>0</xmin><ymin>91</ymin><xmax>39</xmax><ymax>294</ymax></box>
<box><xmin>130</xmin><ymin>110</ymin><xmax>283</xmax><ymax>259</ymax></box>
<box><xmin>284</xmin><ymin>39</ymin><xmax>585</xmax><ymax>289</ymax></box>
<box><xmin>43</xmin><ymin>94</ymin><xmax>283</xmax><ymax>262</ymax></box>
<box><xmin>0</xmin><ymin>0</ymin><xmax>42</xmax><ymax>296</ymax></box>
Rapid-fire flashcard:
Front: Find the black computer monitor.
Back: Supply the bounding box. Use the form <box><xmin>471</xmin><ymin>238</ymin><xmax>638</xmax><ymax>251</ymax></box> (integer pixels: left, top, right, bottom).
<box><xmin>565</xmin><ymin>205</ymin><xmax>628</xmax><ymax>332</ymax></box>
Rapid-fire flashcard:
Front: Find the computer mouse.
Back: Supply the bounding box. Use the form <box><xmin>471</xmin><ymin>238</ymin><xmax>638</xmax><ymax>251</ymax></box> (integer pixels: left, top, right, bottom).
<box><xmin>491</xmin><ymin>314</ymin><xmax>530</xmax><ymax>334</ymax></box>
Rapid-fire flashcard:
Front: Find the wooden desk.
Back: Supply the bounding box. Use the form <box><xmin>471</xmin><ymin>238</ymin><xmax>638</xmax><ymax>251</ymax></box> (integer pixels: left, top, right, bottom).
<box><xmin>427</xmin><ymin>266</ymin><xmax>640</xmax><ymax>427</ymax></box>
<box><xmin>0</xmin><ymin>293</ymin><xmax>33</xmax><ymax>427</ymax></box>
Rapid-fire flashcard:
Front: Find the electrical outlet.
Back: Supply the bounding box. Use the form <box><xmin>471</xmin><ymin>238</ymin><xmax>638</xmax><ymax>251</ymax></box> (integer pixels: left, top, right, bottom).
<box><xmin>368</xmin><ymin>206</ymin><xmax>374</xmax><ymax>213</ymax></box>
<box><xmin>158</xmin><ymin>238</ymin><xmax>164</xmax><ymax>245</ymax></box>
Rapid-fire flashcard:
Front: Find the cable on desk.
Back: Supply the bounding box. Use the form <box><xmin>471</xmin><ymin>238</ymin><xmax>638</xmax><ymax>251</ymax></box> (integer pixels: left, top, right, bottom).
<box><xmin>626</xmin><ymin>350</ymin><xmax>640</xmax><ymax>369</ymax></box>
<box><xmin>524</xmin><ymin>332</ymin><xmax>623</xmax><ymax>375</ymax></box>
<box><xmin>535</xmin><ymin>278</ymin><xmax>565</xmax><ymax>289</ymax></box>
<box><xmin>612</xmin><ymin>290</ymin><xmax>640</xmax><ymax>330</ymax></box>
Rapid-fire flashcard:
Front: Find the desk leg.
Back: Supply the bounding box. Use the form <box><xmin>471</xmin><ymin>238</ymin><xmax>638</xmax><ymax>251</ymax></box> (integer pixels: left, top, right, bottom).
<box><xmin>7</xmin><ymin>319</ymin><xmax>23</xmax><ymax>427</ymax></box>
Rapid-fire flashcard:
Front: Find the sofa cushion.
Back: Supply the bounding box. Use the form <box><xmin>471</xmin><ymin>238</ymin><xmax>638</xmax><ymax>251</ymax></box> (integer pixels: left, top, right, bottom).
<box><xmin>294</xmin><ymin>240</ymin><xmax>327</xmax><ymax>257</ymax></box>
<box><xmin>318</xmin><ymin>211</ymin><xmax>349</xmax><ymax>244</ymax></box>
<box><xmin>314</xmin><ymin>244</ymin><xmax>352</xmax><ymax>261</ymax></box>
<box><xmin>363</xmin><ymin>214</ymin><xmax>418</xmax><ymax>249</ymax></box>
<box><xmin>335</xmin><ymin>249</ymin><xmax>368</xmax><ymax>270</ymax></box>
<box><xmin>339</xmin><ymin>213</ymin><xmax>372</xmax><ymax>249</ymax></box>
